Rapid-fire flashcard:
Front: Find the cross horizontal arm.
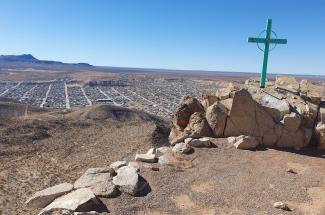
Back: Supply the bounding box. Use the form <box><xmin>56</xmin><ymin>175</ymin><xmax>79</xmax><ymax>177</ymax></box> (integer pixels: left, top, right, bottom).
<box><xmin>269</xmin><ymin>38</ymin><xmax>287</xmax><ymax>44</ymax></box>
<box><xmin>248</xmin><ymin>37</ymin><xmax>265</xmax><ymax>43</ymax></box>
<box><xmin>248</xmin><ymin>37</ymin><xmax>287</xmax><ymax>44</ymax></box>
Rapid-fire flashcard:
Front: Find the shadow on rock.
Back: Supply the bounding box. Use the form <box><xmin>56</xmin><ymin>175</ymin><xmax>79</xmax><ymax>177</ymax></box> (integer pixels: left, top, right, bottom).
<box><xmin>135</xmin><ymin>175</ymin><xmax>152</xmax><ymax>197</ymax></box>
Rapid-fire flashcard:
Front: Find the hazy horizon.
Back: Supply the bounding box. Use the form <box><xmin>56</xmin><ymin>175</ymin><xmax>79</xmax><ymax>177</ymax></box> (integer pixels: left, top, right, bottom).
<box><xmin>0</xmin><ymin>0</ymin><xmax>324</xmax><ymax>75</ymax></box>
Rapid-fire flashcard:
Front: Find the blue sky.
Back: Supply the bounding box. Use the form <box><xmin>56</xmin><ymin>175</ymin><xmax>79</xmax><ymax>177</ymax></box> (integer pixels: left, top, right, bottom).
<box><xmin>0</xmin><ymin>0</ymin><xmax>324</xmax><ymax>75</ymax></box>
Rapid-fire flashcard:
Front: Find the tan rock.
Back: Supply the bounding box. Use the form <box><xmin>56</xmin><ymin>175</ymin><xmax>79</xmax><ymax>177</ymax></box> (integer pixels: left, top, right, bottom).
<box><xmin>201</xmin><ymin>91</ymin><xmax>218</xmax><ymax>109</ymax></box>
<box><xmin>219</xmin><ymin>98</ymin><xmax>233</xmax><ymax>113</ymax></box>
<box><xmin>277</xmin><ymin>127</ymin><xmax>307</xmax><ymax>148</ymax></box>
<box><xmin>185</xmin><ymin>112</ymin><xmax>213</xmax><ymax>138</ymax></box>
<box><xmin>282</xmin><ymin>112</ymin><xmax>301</xmax><ymax>131</ymax></box>
<box><xmin>205</xmin><ymin>102</ymin><xmax>228</xmax><ymax>137</ymax></box>
<box><xmin>275</xmin><ymin>75</ymin><xmax>299</xmax><ymax>92</ymax></box>
<box><xmin>215</xmin><ymin>88</ymin><xmax>231</xmax><ymax>100</ymax></box>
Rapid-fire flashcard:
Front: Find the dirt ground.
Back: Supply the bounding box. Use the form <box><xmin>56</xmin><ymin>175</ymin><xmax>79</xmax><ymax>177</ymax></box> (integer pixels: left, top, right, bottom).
<box><xmin>1</xmin><ymin>105</ymin><xmax>325</xmax><ymax>215</ymax></box>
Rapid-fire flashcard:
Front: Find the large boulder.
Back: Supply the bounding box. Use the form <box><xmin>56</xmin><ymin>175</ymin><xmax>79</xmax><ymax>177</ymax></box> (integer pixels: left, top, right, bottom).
<box><xmin>39</xmin><ymin>188</ymin><xmax>100</xmax><ymax>215</ymax></box>
<box><xmin>205</xmin><ymin>102</ymin><xmax>228</xmax><ymax>137</ymax></box>
<box><xmin>74</xmin><ymin>168</ymin><xmax>117</xmax><ymax>198</ymax></box>
<box><xmin>184</xmin><ymin>112</ymin><xmax>213</xmax><ymax>138</ymax></box>
<box><xmin>224</xmin><ymin>89</ymin><xmax>277</xmax><ymax>146</ymax></box>
<box><xmin>112</xmin><ymin>166</ymin><xmax>140</xmax><ymax>196</ymax></box>
<box><xmin>26</xmin><ymin>183</ymin><xmax>73</xmax><ymax>209</ymax></box>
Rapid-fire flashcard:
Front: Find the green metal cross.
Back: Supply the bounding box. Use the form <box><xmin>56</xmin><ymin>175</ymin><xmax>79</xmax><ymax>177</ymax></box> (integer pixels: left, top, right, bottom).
<box><xmin>248</xmin><ymin>19</ymin><xmax>287</xmax><ymax>88</ymax></box>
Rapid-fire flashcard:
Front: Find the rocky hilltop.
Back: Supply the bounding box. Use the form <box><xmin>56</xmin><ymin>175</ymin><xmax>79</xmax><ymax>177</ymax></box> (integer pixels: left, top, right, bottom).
<box><xmin>7</xmin><ymin>76</ymin><xmax>325</xmax><ymax>215</ymax></box>
<box><xmin>169</xmin><ymin>75</ymin><xmax>325</xmax><ymax>150</ymax></box>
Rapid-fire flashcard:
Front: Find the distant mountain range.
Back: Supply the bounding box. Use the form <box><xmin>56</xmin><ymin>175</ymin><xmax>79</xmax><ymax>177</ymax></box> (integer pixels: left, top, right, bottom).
<box><xmin>0</xmin><ymin>54</ymin><xmax>94</xmax><ymax>71</ymax></box>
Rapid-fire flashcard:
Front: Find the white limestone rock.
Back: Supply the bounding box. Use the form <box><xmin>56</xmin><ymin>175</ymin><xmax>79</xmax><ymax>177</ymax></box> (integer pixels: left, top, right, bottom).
<box><xmin>113</xmin><ymin>166</ymin><xmax>139</xmax><ymax>195</ymax></box>
<box><xmin>26</xmin><ymin>182</ymin><xmax>73</xmax><ymax>209</ymax></box>
<box><xmin>39</xmin><ymin>188</ymin><xmax>100</xmax><ymax>215</ymax></box>
<box><xmin>109</xmin><ymin>160</ymin><xmax>128</xmax><ymax>171</ymax></box>
<box><xmin>74</xmin><ymin>168</ymin><xmax>116</xmax><ymax>198</ymax></box>
<box><xmin>172</xmin><ymin>142</ymin><xmax>192</xmax><ymax>154</ymax></box>
<box><xmin>135</xmin><ymin>153</ymin><xmax>157</xmax><ymax>163</ymax></box>
<box><xmin>233</xmin><ymin>135</ymin><xmax>259</xmax><ymax>150</ymax></box>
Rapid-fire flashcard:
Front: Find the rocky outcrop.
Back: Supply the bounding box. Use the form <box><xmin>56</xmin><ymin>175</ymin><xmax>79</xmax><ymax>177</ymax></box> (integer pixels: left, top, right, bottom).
<box><xmin>169</xmin><ymin>96</ymin><xmax>204</xmax><ymax>143</ymax></box>
<box><xmin>169</xmin><ymin>76</ymin><xmax>324</xmax><ymax>150</ymax></box>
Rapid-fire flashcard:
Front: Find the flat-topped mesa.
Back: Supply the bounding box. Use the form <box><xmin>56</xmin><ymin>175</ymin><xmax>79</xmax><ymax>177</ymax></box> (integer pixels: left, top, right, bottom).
<box><xmin>169</xmin><ymin>75</ymin><xmax>325</xmax><ymax>150</ymax></box>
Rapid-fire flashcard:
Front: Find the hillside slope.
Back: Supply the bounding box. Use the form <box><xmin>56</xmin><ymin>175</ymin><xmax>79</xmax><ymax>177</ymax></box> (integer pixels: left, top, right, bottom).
<box><xmin>0</xmin><ymin>104</ymin><xmax>169</xmax><ymax>215</ymax></box>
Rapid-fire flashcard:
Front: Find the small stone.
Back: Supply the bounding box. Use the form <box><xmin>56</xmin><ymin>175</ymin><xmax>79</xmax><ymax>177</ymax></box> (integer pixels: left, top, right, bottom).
<box><xmin>26</xmin><ymin>183</ymin><xmax>73</xmax><ymax>208</ymax></box>
<box><xmin>172</xmin><ymin>142</ymin><xmax>192</xmax><ymax>154</ymax></box>
<box><xmin>135</xmin><ymin>153</ymin><xmax>157</xmax><ymax>163</ymax></box>
<box><xmin>109</xmin><ymin>160</ymin><xmax>128</xmax><ymax>171</ymax></box>
<box><xmin>151</xmin><ymin>167</ymin><xmax>159</xmax><ymax>171</ymax></box>
<box><xmin>273</xmin><ymin>202</ymin><xmax>291</xmax><ymax>211</ymax></box>
<box><xmin>233</xmin><ymin>135</ymin><xmax>259</xmax><ymax>150</ymax></box>
<box><xmin>286</xmin><ymin>168</ymin><xmax>297</xmax><ymax>174</ymax></box>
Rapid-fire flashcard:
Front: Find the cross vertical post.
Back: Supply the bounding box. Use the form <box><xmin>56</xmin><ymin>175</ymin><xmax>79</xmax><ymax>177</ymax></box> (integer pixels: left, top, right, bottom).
<box><xmin>248</xmin><ymin>19</ymin><xmax>287</xmax><ymax>88</ymax></box>
<box><xmin>260</xmin><ymin>19</ymin><xmax>272</xmax><ymax>88</ymax></box>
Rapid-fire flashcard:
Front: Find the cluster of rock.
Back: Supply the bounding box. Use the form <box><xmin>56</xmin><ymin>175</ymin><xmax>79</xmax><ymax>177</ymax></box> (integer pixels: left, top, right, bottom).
<box><xmin>169</xmin><ymin>76</ymin><xmax>325</xmax><ymax>150</ymax></box>
<box><xmin>26</xmin><ymin>161</ymin><xmax>146</xmax><ymax>214</ymax></box>
<box><xmin>26</xmin><ymin>146</ymin><xmax>180</xmax><ymax>215</ymax></box>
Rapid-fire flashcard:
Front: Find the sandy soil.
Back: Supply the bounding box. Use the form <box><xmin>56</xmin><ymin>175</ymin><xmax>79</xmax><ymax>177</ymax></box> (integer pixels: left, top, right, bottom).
<box><xmin>1</xmin><ymin>105</ymin><xmax>325</xmax><ymax>215</ymax></box>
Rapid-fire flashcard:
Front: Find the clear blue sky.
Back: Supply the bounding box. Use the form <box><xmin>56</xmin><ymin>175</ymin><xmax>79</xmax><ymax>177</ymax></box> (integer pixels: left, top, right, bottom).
<box><xmin>0</xmin><ymin>0</ymin><xmax>324</xmax><ymax>75</ymax></box>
